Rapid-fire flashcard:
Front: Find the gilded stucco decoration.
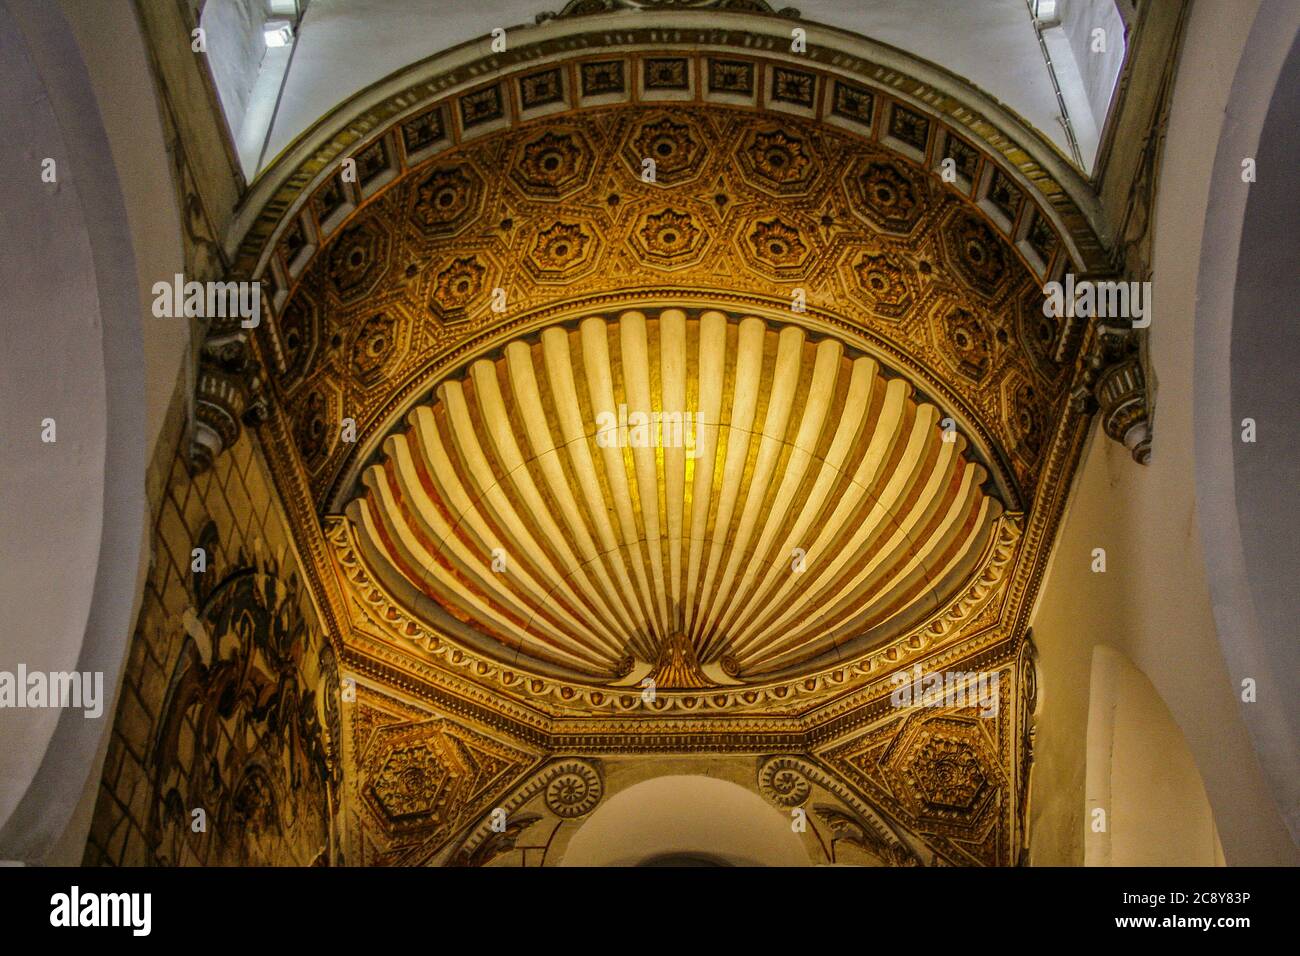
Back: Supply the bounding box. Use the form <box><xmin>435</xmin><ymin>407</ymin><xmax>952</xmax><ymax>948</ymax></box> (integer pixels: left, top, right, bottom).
<box><xmin>348</xmin><ymin>308</ymin><xmax>1004</xmax><ymax>686</ymax></box>
<box><xmin>215</xmin><ymin>40</ymin><xmax>1112</xmax><ymax>866</ymax></box>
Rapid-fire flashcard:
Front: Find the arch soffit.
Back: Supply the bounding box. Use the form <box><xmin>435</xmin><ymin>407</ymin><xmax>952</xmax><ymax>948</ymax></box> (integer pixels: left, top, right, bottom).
<box><xmin>230</xmin><ymin>14</ymin><xmax>1111</xmax><ymax>276</ymax></box>
<box><xmin>226</xmin><ymin>37</ymin><xmax>1111</xmax><ymax>518</ymax></box>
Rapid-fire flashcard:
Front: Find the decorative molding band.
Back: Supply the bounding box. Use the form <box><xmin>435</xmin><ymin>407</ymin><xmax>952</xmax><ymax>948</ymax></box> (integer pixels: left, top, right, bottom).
<box><xmin>542</xmin><ymin>0</ymin><xmax>800</xmax><ymax>18</ymax></box>
<box><xmin>229</xmin><ymin>24</ymin><xmax>1107</xmax><ymax>268</ymax></box>
<box><xmin>328</xmin><ymin>510</ymin><xmax>1023</xmax><ymax>719</ymax></box>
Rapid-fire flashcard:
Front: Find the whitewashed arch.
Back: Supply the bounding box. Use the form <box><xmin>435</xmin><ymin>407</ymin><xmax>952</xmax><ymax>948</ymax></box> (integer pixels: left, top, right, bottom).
<box><xmin>1190</xmin><ymin>0</ymin><xmax>1300</xmax><ymax>848</ymax></box>
<box><xmin>1084</xmin><ymin>646</ymin><xmax>1223</xmax><ymax>866</ymax></box>
<box><xmin>0</xmin><ymin>0</ymin><xmax>147</xmax><ymax>864</ymax></box>
<box><xmin>560</xmin><ymin>774</ymin><xmax>812</xmax><ymax>866</ymax></box>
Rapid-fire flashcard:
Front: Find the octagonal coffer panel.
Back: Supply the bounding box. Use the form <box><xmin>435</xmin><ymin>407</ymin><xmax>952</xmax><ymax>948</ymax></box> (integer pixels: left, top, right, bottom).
<box><xmin>347</xmin><ymin>308</ymin><xmax>1002</xmax><ymax>686</ymax></box>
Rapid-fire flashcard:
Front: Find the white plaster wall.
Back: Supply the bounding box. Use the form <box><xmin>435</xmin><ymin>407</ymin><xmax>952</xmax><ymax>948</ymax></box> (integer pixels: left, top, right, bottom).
<box><xmin>1028</xmin><ymin>0</ymin><xmax>1298</xmax><ymax>865</ymax></box>
<box><xmin>1058</xmin><ymin>0</ymin><xmax>1126</xmax><ymax>144</ymax></box>
<box><xmin>0</xmin><ymin>0</ymin><xmax>187</xmax><ymax>865</ymax></box>
<box><xmin>258</xmin><ymin>0</ymin><xmax>1073</xmax><ymax>167</ymax></box>
<box><xmin>0</xmin><ymin>0</ymin><xmax>109</xmax><ymax>849</ymax></box>
<box><xmin>202</xmin><ymin>0</ymin><xmax>271</xmax><ymax>153</ymax></box>
<box><xmin>1191</xmin><ymin>0</ymin><xmax>1300</xmax><ymax>844</ymax></box>
<box><xmin>1084</xmin><ymin>646</ymin><xmax>1224</xmax><ymax>866</ymax></box>
<box><xmin>60</xmin><ymin>0</ymin><xmax>191</xmax><ymax>466</ymax></box>
<box><xmin>1036</xmin><ymin>0</ymin><xmax>1127</xmax><ymax>168</ymax></box>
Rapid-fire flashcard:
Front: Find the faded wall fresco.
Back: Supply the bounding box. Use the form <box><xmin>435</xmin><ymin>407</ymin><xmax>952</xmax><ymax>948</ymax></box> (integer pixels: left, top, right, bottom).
<box><xmin>84</xmin><ymin>431</ymin><xmax>342</xmax><ymax>866</ymax></box>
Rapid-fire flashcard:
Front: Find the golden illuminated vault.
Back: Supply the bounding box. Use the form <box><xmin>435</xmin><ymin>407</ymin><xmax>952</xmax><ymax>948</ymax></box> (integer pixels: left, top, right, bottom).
<box><xmin>347</xmin><ymin>308</ymin><xmax>1002</xmax><ymax>685</ymax></box>
<box><xmin>196</xmin><ymin>29</ymin><xmax>1118</xmax><ymax>865</ymax></box>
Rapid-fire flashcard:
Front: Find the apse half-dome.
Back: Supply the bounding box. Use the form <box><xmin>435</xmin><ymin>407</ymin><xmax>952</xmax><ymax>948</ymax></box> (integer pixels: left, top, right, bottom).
<box><xmin>345</xmin><ymin>306</ymin><xmax>1003</xmax><ymax>686</ymax></box>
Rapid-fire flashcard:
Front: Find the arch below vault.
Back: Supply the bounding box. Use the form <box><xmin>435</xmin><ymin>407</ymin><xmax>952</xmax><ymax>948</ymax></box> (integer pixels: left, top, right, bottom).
<box><xmin>1084</xmin><ymin>646</ymin><xmax>1224</xmax><ymax>867</ymax></box>
<box><xmin>560</xmin><ymin>774</ymin><xmax>812</xmax><ymax>866</ymax></box>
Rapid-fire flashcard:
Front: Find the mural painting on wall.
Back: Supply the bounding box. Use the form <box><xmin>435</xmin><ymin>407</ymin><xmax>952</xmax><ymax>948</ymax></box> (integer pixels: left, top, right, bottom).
<box><xmin>145</xmin><ymin>520</ymin><xmax>340</xmax><ymax>866</ymax></box>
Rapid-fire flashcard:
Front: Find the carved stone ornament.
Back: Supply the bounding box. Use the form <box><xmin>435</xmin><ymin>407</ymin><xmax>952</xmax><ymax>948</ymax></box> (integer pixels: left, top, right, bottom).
<box><xmin>758</xmin><ymin>756</ymin><xmax>812</xmax><ymax>807</ymax></box>
<box><xmin>452</xmin><ymin>758</ymin><xmax>606</xmax><ymax>864</ymax></box>
<box><xmin>221</xmin><ymin>31</ymin><xmax>1117</xmax><ymax>866</ymax></box>
<box><xmin>543</xmin><ymin>760</ymin><xmax>604</xmax><ymax>818</ymax></box>
<box><xmin>190</xmin><ymin>328</ymin><xmax>267</xmax><ymax>473</ymax></box>
<box><xmin>1072</xmin><ymin>325</ymin><xmax>1153</xmax><ymax>464</ymax></box>
<box><xmin>813</xmin><ymin>805</ymin><xmax>923</xmax><ymax>867</ymax></box>
<box><xmin>538</xmin><ymin>0</ymin><xmax>801</xmax><ymax>22</ymax></box>
<box><xmin>756</xmin><ymin>755</ymin><xmax>924</xmax><ymax>865</ymax></box>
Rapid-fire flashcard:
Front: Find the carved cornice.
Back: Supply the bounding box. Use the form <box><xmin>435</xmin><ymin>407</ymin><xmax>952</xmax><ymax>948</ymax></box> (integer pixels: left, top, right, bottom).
<box><xmin>540</xmin><ymin>0</ymin><xmax>800</xmax><ymax>18</ymax></box>
<box><xmin>329</xmin><ymin>511</ymin><xmax>1024</xmax><ymax>720</ymax></box>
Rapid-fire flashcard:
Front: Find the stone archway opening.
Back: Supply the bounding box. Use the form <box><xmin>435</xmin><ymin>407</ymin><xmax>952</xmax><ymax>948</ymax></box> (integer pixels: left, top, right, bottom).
<box><xmin>560</xmin><ymin>774</ymin><xmax>812</xmax><ymax>867</ymax></box>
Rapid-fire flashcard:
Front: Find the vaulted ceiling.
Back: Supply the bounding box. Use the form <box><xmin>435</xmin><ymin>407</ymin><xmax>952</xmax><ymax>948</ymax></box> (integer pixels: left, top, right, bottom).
<box><xmin>201</xmin><ymin>8</ymin><xmax>1115</xmax><ymax>865</ymax></box>
<box><xmin>349</xmin><ymin>308</ymin><xmax>1003</xmax><ymax>685</ymax></box>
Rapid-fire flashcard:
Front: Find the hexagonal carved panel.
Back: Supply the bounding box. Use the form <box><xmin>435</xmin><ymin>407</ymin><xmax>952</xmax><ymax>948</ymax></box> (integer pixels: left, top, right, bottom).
<box><xmin>275</xmin><ymin>292</ymin><xmax>320</xmax><ymax>390</ymax></box>
<box><xmin>511</xmin><ymin>128</ymin><xmax>594</xmax><ymax>199</ymax></box>
<box><xmin>847</xmin><ymin>160</ymin><xmax>927</xmax><ymax>235</ymax></box>
<box><xmin>850</xmin><ymin>251</ymin><xmax>915</xmax><ymax>320</ymax></box>
<box><xmin>624</xmin><ymin>115</ymin><xmax>707</xmax><ymax>186</ymax></box>
<box><xmin>937</xmin><ymin>304</ymin><xmax>995</xmax><ymax>382</ymax></box>
<box><xmin>358</xmin><ymin>716</ymin><xmax>534</xmax><ymax>844</ymax></box>
<box><xmin>526</xmin><ymin>221</ymin><xmax>597</xmax><ymax>280</ymax></box>
<box><xmin>371</xmin><ymin>743</ymin><xmax>456</xmax><ymax>821</ymax></box>
<box><xmin>941</xmin><ymin>212</ymin><xmax>1012</xmax><ymax>299</ymax></box>
<box><xmin>909</xmin><ymin>736</ymin><xmax>988</xmax><ymax>811</ymax></box>
<box><xmin>326</xmin><ymin>221</ymin><xmax>390</xmax><ymax>301</ymax></box>
<box><xmin>744</xmin><ymin>216</ymin><xmax>813</xmax><ymax>276</ymax></box>
<box><xmin>429</xmin><ymin>255</ymin><xmax>490</xmax><ymax>324</ymax></box>
<box><xmin>409</xmin><ymin>164</ymin><xmax>483</xmax><ymax>237</ymax></box>
<box><xmin>349</xmin><ymin>312</ymin><xmax>402</xmax><ymax>386</ymax></box>
<box><xmin>630</xmin><ymin>208</ymin><xmax>708</xmax><ymax>268</ymax></box>
<box><xmin>736</xmin><ymin>126</ymin><xmax>819</xmax><ymax>195</ymax></box>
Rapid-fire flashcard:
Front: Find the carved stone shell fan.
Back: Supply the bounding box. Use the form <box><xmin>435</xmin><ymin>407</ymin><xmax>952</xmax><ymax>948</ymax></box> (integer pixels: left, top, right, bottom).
<box><xmin>347</xmin><ymin>307</ymin><xmax>1001</xmax><ymax>686</ymax></box>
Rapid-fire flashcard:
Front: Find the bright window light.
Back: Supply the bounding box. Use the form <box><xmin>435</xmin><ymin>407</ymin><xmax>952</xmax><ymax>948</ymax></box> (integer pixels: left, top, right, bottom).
<box><xmin>263</xmin><ymin>21</ymin><xmax>293</xmax><ymax>48</ymax></box>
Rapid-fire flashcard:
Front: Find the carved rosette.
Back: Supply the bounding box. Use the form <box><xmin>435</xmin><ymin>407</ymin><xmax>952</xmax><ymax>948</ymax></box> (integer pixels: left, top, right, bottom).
<box><xmin>543</xmin><ymin>760</ymin><xmax>604</xmax><ymax>818</ymax></box>
<box><xmin>758</xmin><ymin>756</ymin><xmax>812</xmax><ymax>807</ymax></box>
<box><xmin>756</xmin><ymin>756</ymin><xmax>925</xmax><ymax>865</ymax></box>
<box><xmin>371</xmin><ymin>743</ymin><xmax>453</xmax><ymax>820</ymax></box>
<box><xmin>451</xmin><ymin>758</ymin><xmax>606</xmax><ymax>865</ymax></box>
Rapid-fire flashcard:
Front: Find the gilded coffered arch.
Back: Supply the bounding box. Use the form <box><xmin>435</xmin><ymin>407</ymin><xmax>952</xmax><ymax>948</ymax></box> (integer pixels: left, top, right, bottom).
<box><xmin>191</xmin><ymin>25</ymin><xmax>1115</xmax><ymax>866</ymax></box>
<box><xmin>254</xmin><ymin>96</ymin><xmax>1088</xmax><ymax>505</ymax></box>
